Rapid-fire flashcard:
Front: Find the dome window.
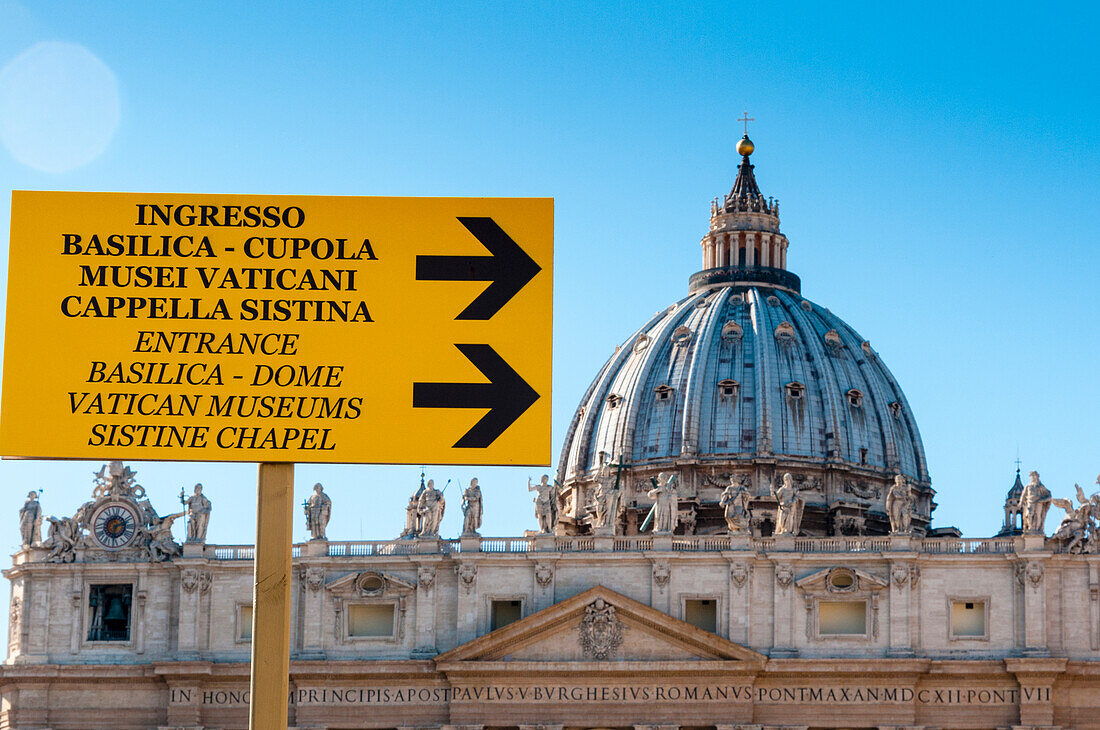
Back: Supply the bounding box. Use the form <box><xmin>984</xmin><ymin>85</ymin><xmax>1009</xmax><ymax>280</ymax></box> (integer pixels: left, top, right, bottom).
<box><xmin>800</xmin><ymin>300</ymin><xmax>813</xmax><ymax>312</ymax></box>
<box><xmin>721</xmin><ymin>321</ymin><xmax>743</xmax><ymax>341</ymax></box>
<box><xmin>694</xmin><ymin>296</ymin><xmax>710</xmax><ymax>308</ymax></box>
<box><xmin>824</xmin><ymin>329</ymin><xmax>843</xmax><ymax>349</ymax></box>
<box><xmin>654</xmin><ymin>384</ymin><xmax>674</xmax><ymax>403</ymax></box>
<box><xmin>774</xmin><ymin>321</ymin><xmax>796</xmax><ymax>342</ymax></box>
<box><xmin>671</xmin><ymin>325</ymin><xmax>692</xmax><ymax>345</ymax></box>
<box><xmin>846</xmin><ymin>389</ymin><xmax>864</xmax><ymax>408</ymax></box>
<box><xmin>729</xmin><ymin>293</ymin><xmax>745</xmax><ymax>305</ymax></box>
<box><xmin>785</xmin><ymin>382</ymin><xmax>805</xmax><ymax>400</ymax></box>
<box><xmin>888</xmin><ymin>401</ymin><xmax>903</xmax><ymax>419</ymax></box>
<box><xmin>718</xmin><ymin>379</ymin><xmax>739</xmax><ymax>399</ymax></box>
<box><xmin>767</xmin><ymin>295</ymin><xmax>781</xmax><ymax>306</ymax></box>
<box><xmin>859</xmin><ymin>447</ymin><xmax>868</xmax><ymax>465</ymax></box>
<box><xmin>633</xmin><ymin>334</ymin><xmax>651</xmax><ymax>353</ymax></box>
<box><xmin>606</xmin><ymin>394</ymin><xmax>623</xmax><ymax>409</ymax></box>
<box><xmin>861</xmin><ymin>341</ymin><xmax>877</xmax><ymax>361</ymax></box>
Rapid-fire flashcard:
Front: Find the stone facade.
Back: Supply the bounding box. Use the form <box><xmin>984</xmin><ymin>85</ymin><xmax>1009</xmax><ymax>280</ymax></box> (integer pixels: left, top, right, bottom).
<box><xmin>3</xmin><ymin>532</ymin><xmax>1100</xmax><ymax>729</ymax></box>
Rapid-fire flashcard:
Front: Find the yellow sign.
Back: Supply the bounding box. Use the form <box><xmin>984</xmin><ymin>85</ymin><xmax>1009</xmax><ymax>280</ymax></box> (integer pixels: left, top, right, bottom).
<box><xmin>1</xmin><ymin>192</ymin><xmax>553</xmax><ymax>465</ymax></box>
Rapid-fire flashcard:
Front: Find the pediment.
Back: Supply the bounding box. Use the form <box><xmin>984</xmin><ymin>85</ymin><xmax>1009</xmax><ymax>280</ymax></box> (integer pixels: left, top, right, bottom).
<box><xmin>326</xmin><ymin>570</ymin><xmax>415</xmax><ymax>597</ymax></box>
<box><xmin>794</xmin><ymin>566</ymin><xmax>887</xmax><ymax>596</ymax></box>
<box><xmin>435</xmin><ymin>585</ymin><xmax>764</xmax><ymax>665</ymax></box>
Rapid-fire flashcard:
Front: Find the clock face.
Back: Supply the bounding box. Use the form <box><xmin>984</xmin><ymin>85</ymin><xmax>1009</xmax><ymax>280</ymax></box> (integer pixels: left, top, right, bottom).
<box><xmin>91</xmin><ymin>503</ymin><xmax>139</xmax><ymax>549</ymax></box>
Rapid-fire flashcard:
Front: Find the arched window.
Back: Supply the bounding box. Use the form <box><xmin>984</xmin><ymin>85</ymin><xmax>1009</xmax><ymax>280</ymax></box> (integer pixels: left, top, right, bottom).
<box><xmin>721</xmin><ymin>321</ymin><xmax>743</xmax><ymax>341</ymax></box>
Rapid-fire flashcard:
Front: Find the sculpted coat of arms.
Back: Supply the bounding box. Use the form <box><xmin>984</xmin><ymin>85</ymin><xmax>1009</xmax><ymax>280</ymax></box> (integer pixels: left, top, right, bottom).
<box><xmin>578</xmin><ymin>598</ymin><xmax>624</xmax><ymax>660</ymax></box>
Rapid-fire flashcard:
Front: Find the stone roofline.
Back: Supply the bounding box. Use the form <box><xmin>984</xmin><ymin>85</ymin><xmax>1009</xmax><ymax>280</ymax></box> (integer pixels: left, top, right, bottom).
<box><xmin>8</xmin><ymin>532</ymin><xmax>1081</xmax><ymax>566</ymax></box>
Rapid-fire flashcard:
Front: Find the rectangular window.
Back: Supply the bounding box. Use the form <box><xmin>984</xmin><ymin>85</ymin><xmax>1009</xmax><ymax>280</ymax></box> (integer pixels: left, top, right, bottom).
<box><xmin>348</xmin><ymin>604</ymin><xmax>395</xmax><ymax>638</ymax></box>
<box><xmin>491</xmin><ymin>599</ymin><xmax>523</xmax><ymax>631</ymax></box>
<box><xmin>951</xmin><ymin>600</ymin><xmax>987</xmax><ymax>638</ymax></box>
<box><xmin>818</xmin><ymin>600</ymin><xmax>867</xmax><ymax>635</ymax></box>
<box><xmin>237</xmin><ymin>605</ymin><xmax>253</xmax><ymax>642</ymax></box>
<box><xmin>87</xmin><ymin>584</ymin><xmax>132</xmax><ymax>642</ymax></box>
<box><xmin>684</xmin><ymin>599</ymin><xmax>717</xmax><ymax>633</ymax></box>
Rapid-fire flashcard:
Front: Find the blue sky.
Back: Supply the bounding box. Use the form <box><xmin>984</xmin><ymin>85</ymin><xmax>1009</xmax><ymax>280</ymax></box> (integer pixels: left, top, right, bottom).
<box><xmin>0</xmin><ymin>1</ymin><xmax>1098</xmax><ymax>651</ymax></box>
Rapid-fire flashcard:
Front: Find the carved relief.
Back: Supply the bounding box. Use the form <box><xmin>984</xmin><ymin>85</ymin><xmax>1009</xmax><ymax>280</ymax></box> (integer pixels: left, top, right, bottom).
<box><xmin>417</xmin><ymin>566</ymin><xmax>436</xmax><ymax>591</ymax></box>
<box><xmin>181</xmin><ymin>568</ymin><xmax>200</xmax><ymax>594</ymax></box>
<box><xmin>534</xmin><ymin>563</ymin><xmax>554</xmax><ymax>588</ymax></box>
<box><xmin>652</xmin><ymin>561</ymin><xmax>671</xmax><ymax>589</ymax></box>
<box><xmin>843</xmin><ymin>480</ymin><xmax>881</xmax><ymax>500</ymax></box>
<box><xmin>1026</xmin><ymin>561</ymin><xmax>1044</xmax><ymax>589</ymax></box>
<box><xmin>198</xmin><ymin>571</ymin><xmax>212</xmax><ymax>595</ymax></box>
<box><xmin>8</xmin><ymin>596</ymin><xmax>21</xmax><ymax>645</ymax></box>
<box><xmin>730</xmin><ymin>562</ymin><xmax>753</xmax><ymax>589</ymax></box>
<box><xmin>891</xmin><ymin>563</ymin><xmax>910</xmax><ymax>587</ymax></box>
<box><xmin>303</xmin><ymin>567</ymin><xmax>325</xmax><ymax>593</ymax></box>
<box><xmin>775</xmin><ymin>564</ymin><xmax>794</xmax><ymax>588</ymax></box>
<box><xmin>578</xmin><ymin>598</ymin><xmax>624</xmax><ymax>660</ymax></box>
<box><xmin>456</xmin><ymin>564</ymin><xmax>478</xmax><ymax>593</ymax></box>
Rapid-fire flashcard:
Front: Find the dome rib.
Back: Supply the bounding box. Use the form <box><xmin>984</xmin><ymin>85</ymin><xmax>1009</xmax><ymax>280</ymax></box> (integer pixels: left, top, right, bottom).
<box><xmin>678</xmin><ymin>289</ymin><xmax>732</xmax><ymax>457</ymax></box>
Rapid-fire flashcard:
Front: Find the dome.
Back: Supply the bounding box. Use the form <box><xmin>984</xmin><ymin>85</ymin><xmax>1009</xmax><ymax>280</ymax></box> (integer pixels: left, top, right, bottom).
<box><xmin>554</xmin><ymin>139</ymin><xmax>934</xmax><ymax>537</ymax></box>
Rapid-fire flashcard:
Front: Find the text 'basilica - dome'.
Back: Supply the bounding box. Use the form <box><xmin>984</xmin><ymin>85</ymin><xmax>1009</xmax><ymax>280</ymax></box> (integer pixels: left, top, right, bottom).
<box><xmin>555</xmin><ymin>135</ymin><xmax>933</xmax><ymax>537</ymax></box>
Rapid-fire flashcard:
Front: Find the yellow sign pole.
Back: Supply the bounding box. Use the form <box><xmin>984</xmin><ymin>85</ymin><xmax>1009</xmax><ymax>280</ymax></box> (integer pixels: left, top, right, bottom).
<box><xmin>249</xmin><ymin>462</ymin><xmax>294</xmax><ymax>730</ymax></box>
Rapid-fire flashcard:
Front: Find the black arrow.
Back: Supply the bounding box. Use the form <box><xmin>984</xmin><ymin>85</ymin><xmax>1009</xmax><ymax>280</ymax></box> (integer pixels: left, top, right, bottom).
<box><xmin>415</xmin><ymin>216</ymin><xmax>542</xmax><ymax>320</ymax></box>
<box><xmin>412</xmin><ymin>344</ymin><xmax>540</xmax><ymax>448</ymax></box>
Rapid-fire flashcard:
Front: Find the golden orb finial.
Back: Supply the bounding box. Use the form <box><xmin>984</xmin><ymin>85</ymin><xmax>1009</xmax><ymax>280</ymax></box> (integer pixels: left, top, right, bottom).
<box><xmin>736</xmin><ymin>134</ymin><xmax>754</xmax><ymax>157</ymax></box>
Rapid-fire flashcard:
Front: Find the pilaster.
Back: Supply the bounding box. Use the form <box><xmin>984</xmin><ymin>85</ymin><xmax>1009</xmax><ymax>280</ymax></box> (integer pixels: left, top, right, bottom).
<box><xmin>300</xmin><ymin>566</ymin><xmax>326</xmax><ymax>658</ymax></box>
<box><xmin>177</xmin><ymin>568</ymin><xmax>201</xmax><ymax>658</ymax></box>
<box><xmin>455</xmin><ymin>560</ymin><xmax>479</xmax><ymax>645</ymax></box>
<box><xmin>888</xmin><ymin>557</ymin><xmax>915</xmax><ymax>656</ymax></box>
<box><xmin>771</xmin><ymin>561</ymin><xmax>796</xmax><ymax>656</ymax></box>
<box><xmin>1018</xmin><ymin>556</ymin><xmax>1049</xmax><ymax>655</ymax></box>
<box><xmin>414</xmin><ymin>558</ymin><xmax>442</xmax><ymax>655</ymax></box>
<box><xmin>728</xmin><ymin>560</ymin><xmax>753</xmax><ymax>644</ymax></box>
<box><xmin>746</xmin><ymin>232</ymin><xmax>756</xmax><ymax>266</ymax></box>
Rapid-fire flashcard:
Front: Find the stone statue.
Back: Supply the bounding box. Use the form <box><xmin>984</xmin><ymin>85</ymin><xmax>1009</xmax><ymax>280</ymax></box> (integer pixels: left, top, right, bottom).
<box><xmin>461</xmin><ymin>478</ymin><xmax>482</xmax><ymax>536</ymax></box>
<box><xmin>771</xmin><ymin>472</ymin><xmax>804</xmax><ymax>536</ymax></box>
<box><xmin>145</xmin><ymin>511</ymin><xmax>185</xmax><ymax>562</ymax></box>
<box><xmin>529</xmin><ymin>475</ymin><xmax>558</xmax><ymax>534</ymax></box>
<box><xmin>417</xmin><ymin>479</ymin><xmax>445</xmax><ymax>537</ymax></box>
<box><xmin>591</xmin><ymin>471</ymin><xmax>621</xmax><ymax>534</ymax></box>
<box><xmin>646</xmin><ymin>472</ymin><xmax>680</xmax><ymax>534</ymax></box>
<box><xmin>19</xmin><ymin>491</ymin><xmax>42</xmax><ymax>547</ymax></box>
<box><xmin>43</xmin><ymin>515</ymin><xmax>80</xmax><ymax>563</ymax></box>
<box><xmin>719</xmin><ymin>476</ymin><xmax>752</xmax><ymax>533</ymax></box>
<box><xmin>885</xmin><ymin>475</ymin><xmax>913</xmax><ymax>534</ymax></box>
<box><xmin>1051</xmin><ymin>483</ymin><xmax>1100</xmax><ymax>554</ymax></box>
<box><xmin>1020</xmin><ymin>471</ymin><xmax>1052</xmax><ymax>534</ymax></box>
<box><xmin>304</xmin><ymin>483</ymin><xmax>332</xmax><ymax>540</ymax></box>
<box><xmin>184</xmin><ymin>484</ymin><xmax>212</xmax><ymax>543</ymax></box>
<box><xmin>401</xmin><ymin>493</ymin><xmax>421</xmax><ymax>538</ymax></box>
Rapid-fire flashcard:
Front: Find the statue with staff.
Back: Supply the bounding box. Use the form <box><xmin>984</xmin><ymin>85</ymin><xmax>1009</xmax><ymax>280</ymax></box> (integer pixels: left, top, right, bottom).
<box><xmin>590</xmin><ymin>457</ymin><xmax>625</xmax><ymax>535</ymax></box>
<box><xmin>719</xmin><ymin>476</ymin><xmax>752</xmax><ymax>534</ymax></box>
<box><xmin>461</xmin><ymin>478</ymin><xmax>482</xmax><ymax>536</ymax></box>
<box><xmin>643</xmin><ymin>472</ymin><xmax>680</xmax><ymax>534</ymax></box>
<box><xmin>529</xmin><ymin>475</ymin><xmax>559</xmax><ymax>534</ymax></box>
<box><xmin>417</xmin><ymin>479</ymin><xmax>447</xmax><ymax>537</ymax></box>
<box><xmin>304</xmin><ymin>483</ymin><xmax>332</xmax><ymax>540</ymax></box>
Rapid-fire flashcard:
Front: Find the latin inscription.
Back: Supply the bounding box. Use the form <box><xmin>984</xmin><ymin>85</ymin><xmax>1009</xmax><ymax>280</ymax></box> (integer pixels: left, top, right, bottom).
<box><xmin>167</xmin><ymin>684</ymin><xmax>1032</xmax><ymax>707</ymax></box>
